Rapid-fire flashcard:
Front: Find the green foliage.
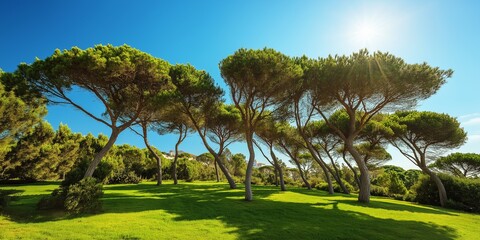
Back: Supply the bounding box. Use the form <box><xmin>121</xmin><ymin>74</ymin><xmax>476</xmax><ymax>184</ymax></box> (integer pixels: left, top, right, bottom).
<box><xmin>64</xmin><ymin>177</ymin><xmax>103</xmax><ymax>213</ymax></box>
<box><xmin>108</xmin><ymin>170</ymin><xmax>142</xmax><ymax>184</ymax></box>
<box><xmin>388</xmin><ymin>172</ymin><xmax>408</xmax><ymax>195</ymax></box>
<box><xmin>370</xmin><ymin>185</ymin><xmax>389</xmax><ymax>197</ymax></box>
<box><xmin>411</xmin><ymin>174</ymin><xmax>480</xmax><ymax>212</ymax></box>
<box><xmin>316</xmin><ymin>181</ymin><xmax>355</xmax><ymax>193</ymax></box>
<box><xmin>432</xmin><ymin>152</ymin><xmax>480</xmax><ymax>178</ymax></box>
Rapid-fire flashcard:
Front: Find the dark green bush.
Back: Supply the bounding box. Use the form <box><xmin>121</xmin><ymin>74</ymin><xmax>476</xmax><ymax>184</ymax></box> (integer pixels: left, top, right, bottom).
<box><xmin>64</xmin><ymin>177</ymin><xmax>103</xmax><ymax>213</ymax></box>
<box><xmin>108</xmin><ymin>170</ymin><xmax>142</xmax><ymax>184</ymax></box>
<box><xmin>38</xmin><ymin>177</ymin><xmax>103</xmax><ymax>213</ymax></box>
<box><xmin>37</xmin><ymin>188</ymin><xmax>65</xmax><ymax>210</ymax></box>
<box><xmin>315</xmin><ymin>182</ymin><xmax>354</xmax><ymax>193</ymax></box>
<box><xmin>370</xmin><ymin>185</ymin><xmax>389</xmax><ymax>197</ymax></box>
<box><xmin>411</xmin><ymin>174</ymin><xmax>480</xmax><ymax>212</ymax></box>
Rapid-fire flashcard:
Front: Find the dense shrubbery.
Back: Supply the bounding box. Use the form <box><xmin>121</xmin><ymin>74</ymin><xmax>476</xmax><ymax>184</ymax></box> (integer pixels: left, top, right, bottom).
<box><xmin>108</xmin><ymin>170</ymin><xmax>142</xmax><ymax>184</ymax></box>
<box><xmin>38</xmin><ymin>177</ymin><xmax>103</xmax><ymax>213</ymax></box>
<box><xmin>370</xmin><ymin>185</ymin><xmax>389</xmax><ymax>197</ymax></box>
<box><xmin>410</xmin><ymin>174</ymin><xmax>480</xmax><ymax>212</ymax></box>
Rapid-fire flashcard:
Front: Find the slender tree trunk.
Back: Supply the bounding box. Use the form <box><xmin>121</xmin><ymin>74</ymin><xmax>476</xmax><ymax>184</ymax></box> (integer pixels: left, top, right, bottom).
<box><xmin>303</xmin><ymin>142</ymin><xmax>333</xmax><ymax>194</ymax></box>
<box><xmin>173</xmin><ymin>142</ymin><xmax>179</xmax><ymax>185</ymax></box>
<box><xmin>245</xmin><ymin>132</ymin><xmax>255</xmax><ymax>201</ymax></box>
<box><xmin>214</xmin><ymin>159</ymin><xmax>220</xmax><ymax>182</ymax></box>
<box><xmin>322</xmin><ymin>149</ymin><xmax>350</xmax><ymax>194</ymax></box>
<box><xmin>343</xmin><ymin>152</ymin><xmax>361</xmax><ymax>188</ymax></box>
<box><xmin>345</xmin><ymin>140</ymin><xmax>370</xmax><ymax>203</ymax></box>
<box><xmin>273</xmin><ymin>167</ymin><xmax>278</xmax><ymax>186</ymax></box>
<box><xmin>193</xmin><ymin>129</ymin><xmax>236</xmax><ymax>189</ymax></box>
<box><xmin>141</xmin><ymin>126</ymin><xmax>162</xmax><ymax>185</ymax></box>
<box><xmin>84</xmin><ymin>129</ymin><xmax>119</xmax><ymax>179</ymax></box>
<box><xmin>422</xmin><ymin>167</ymin><xmax>448</xmax><ymax>207</ymax></box>
<box><xmin>270</xmin><ymin>147</ymin><xmax>286</xmax><ymax>191</ymax></box>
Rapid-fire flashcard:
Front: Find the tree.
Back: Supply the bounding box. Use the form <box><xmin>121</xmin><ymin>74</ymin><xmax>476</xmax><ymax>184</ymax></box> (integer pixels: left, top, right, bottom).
<box><xmin>26</xmin><ymin>45</ymin><xmax>172</xmax><ymax>179</ymax></box>
<box><xmin>169</xmin><ymin>64</ymin><xmax>237</xmax><ymax>189</ymax></box>
<box><xmin>5</xmin><ymin>121</ymin><xmax>56</xmax><ymax>180</ymax></box>
<box><xmin>432</xmin><ymin>152</ymin><xmax>480</xmax><ymax>178</ymax></box>
<box><xmin>255</xmin><ymin>116</ymin><xmax>287</xmax><ymax>191</ymax></box>
<box><xmin>387</xmin><ymin>111</ymin><xmax>467</xmax><ymax>206</ymax></box>
<box><xmin>155</xmin><ymin>105</ymin><xmax>193</xmax><ymax>185</ymax></box>
<box><xmin>276</xmin><ymin>124</ymin><xmax>313</xmax><ymax>190</ymax></box>
<box><xmin>304</xmin><ymin>50</ymin><xmax>451</xmax><ymax>203</ymax></box>
<box><xmin>230</xmin><ymin>153</ymin><xmax>247</xmax><ymax>177</ymax></box>
<box><xmin>220</xmin><ymin>48</ymin><xmax>302</xmax><ymax>200</ymax></box>
<box><xmin>0</xmin><ymin>70</ymin><xmax>46</xmax><ymax>172</ymax></box>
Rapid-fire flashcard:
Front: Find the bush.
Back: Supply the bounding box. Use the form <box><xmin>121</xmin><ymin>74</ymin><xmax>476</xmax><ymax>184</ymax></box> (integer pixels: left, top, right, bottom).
<box><xmin>64</xmin><ymin>177</ymin><xmax>103</xmax><ymax>213</ymax></box>
<box><xmin>108</xmin><ymin>170</ymin><xmax>142</xmax><ymax>184</ymax></box>
<box><xmin>411</xmin><ymin>174</ymin><xmax>480</xmax><ymax>212</ymax></box>
<box><xmin>370</xmin><ymin>185</ymin><xmax>388</xmax><ymax>197</ymax></box>
<box><xmin>37</xmin><ymin>188</ymin><xmax>65</xmax><ymax>210</ymax></box>
<box><xmin>315</xmin><ymin>181</ymin><xmax>355</xmax><ymax>194</ymax></box>
<box><xmin>38</xmin><ymin>177</ymin><xmax>103</xmax><ymax>213</ymax></box>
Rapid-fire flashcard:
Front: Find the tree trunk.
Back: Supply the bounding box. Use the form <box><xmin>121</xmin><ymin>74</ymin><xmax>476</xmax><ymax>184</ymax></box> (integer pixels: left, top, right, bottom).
<box><xmin>213</xmin><ymin>154</ymin><xmax>237</xmax><ymax>188</ymax></box>
<box><xmin>303</xmin><ymin>142</ymin><xmax>333</xmax><ymax>193</ymax></box>
<box><xmin>323</xmin><ymin>149</ymin><xmax>350</xmax><ymax>194</ymax></box>
<box><xmin>345</xmin><ymin>141</ymin><xmax>370</xmax><ymax>203</ymax></box>
<box><xmin>194</xmin><ymin>129</ymin><xmax>237</xmax><ymax>189</ymax></box>
<box><xmin>173</xmin><ymin>141</ymin><xmax>179</xmax><ymax>185</ymax></box>
<box><xmin>142</xmin><ymin>127</ymin><xmax>162</xmax><ymax>185</ymax></box>
<box><xmin>244</xmin><ymin>132</ymin><xmax>255</xmax><ymax>201</ymax></box>
<box><xmin>214</xmin><ymin>159</ymin><xmax>220</xmax><ymax>182</ymax></box>
<box><xmin>423</xmin><ymin>167</ymin><xmax>448</xmax><ymax>207</ymax></box>
<box><xmin>84</xmin><ymin>129</ymin><xmax>119</xmax><ymax>179</ymax></box>
<box><xmin>270</xmin><ymin>147</ymin><xmax>286</xmax><ymax>191</ymax></box>
<box><xmin>343</xmin><ymin>151</ymin><xmax>361</xmax><ymax>188</ymax></box>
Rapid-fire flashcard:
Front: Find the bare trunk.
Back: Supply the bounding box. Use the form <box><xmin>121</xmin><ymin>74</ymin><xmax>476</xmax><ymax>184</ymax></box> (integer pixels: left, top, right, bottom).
<box><xmin>214</xmin><ymin>159</ymin><xmax>220</xmax><ymax>182</ymax></box>
<box><xmin>303</xmin><ymin>142</ymin><xmax>333</xmax><ymax>194</ymax></box>
<box><xmin>270</xmin><ymin>147</ymin><xmax>286</xmax><ymax>191</ymax></box>
<box><xmin>343</xmin><ymin>151</ymin><xmax>361</xmax><ymax>188</ymax></box>
<box><xmin>324</xmin><ymin>150</ymin><xmax>350</xmax><ymax>194</ymax></box>
<box><xmin>245</xmin><ymin>132</ymin><xmax>255</xmax><ymax>201</ymax></box>
<box><xmin>194</xmin><ymin>129</ymin><xmax>236</xmax><ymax>189</ymax></box>
<box><xmin>173</xmin><ymin>142</ymin><xmax>179</xmax><ymax>185</ymax></box>
<box><xmin>142</xmin><ymin>127</ymin><xmax>162</xmax><ymax>185</ymax></box>
<box><xmin>422</xmin><ymin>167</ymin><xmax>448</xmax><ymax>207</ymax></box>
<box><xmin>213</xmin><ymin>154</ymin><xmax>237</xmax><ymax>189</ymax></box>
<box><xmin>84</xmin><ymin>129</ymin><xmax>119</xmax><ymax>179</ymax></box>
<box><xmin>345</xmin><ymin>140</ymin><xmax>370</xmax><ymax>203</ymax></box>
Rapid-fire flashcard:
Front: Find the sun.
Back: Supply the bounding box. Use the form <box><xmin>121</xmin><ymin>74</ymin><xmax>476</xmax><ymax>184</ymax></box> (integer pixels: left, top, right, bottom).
<box><xmin>352</xmin><ymin>20</ymin><xmax>382</xmax><ymax>46</ymax></box>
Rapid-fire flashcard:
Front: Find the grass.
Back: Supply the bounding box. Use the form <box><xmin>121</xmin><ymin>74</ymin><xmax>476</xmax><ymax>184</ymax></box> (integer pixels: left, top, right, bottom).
<box><xmin>1</xmin><ymin>181</ymin><xmax>479</xmax><ymax>240</ymax></box>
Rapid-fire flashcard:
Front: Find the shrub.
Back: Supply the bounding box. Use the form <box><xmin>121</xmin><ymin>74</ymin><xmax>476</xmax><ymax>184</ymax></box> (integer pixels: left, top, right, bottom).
<box><xmin>64</xmin><ymin>177</ymin><xmax>103</xmax><ymax>213</ymax></box>
<box><xmin>108</xmin><ymin>170</ymin><xmax>141</xmax><ymax>184</ymax></box>
<box><xmin>39</xmin><ymin>177</ymin><xmax>103</xmax><ymax>213</ymax></box>
<box><xmin>411</xmin><ymin>174</ymin><xmax>480</xmax><ymax>212</ymax></box>
<box><xmin>37</xmin><ymin>188</ymin><xmax>65</xmax><ymax>210</ymax></box>
<box><xmin>315</xmin><ymin>182</ymin><xmax>354</xmax><ymax>193</ymax></box>
<box><xmin>370</xmin><ymin>185</ymin><xmax>388</xmax><ymax>197</ymax></box>
<box><xmin>388</xmin><ymin>172</ymin><xmax>408</xmax><ymax>195</ymax></box>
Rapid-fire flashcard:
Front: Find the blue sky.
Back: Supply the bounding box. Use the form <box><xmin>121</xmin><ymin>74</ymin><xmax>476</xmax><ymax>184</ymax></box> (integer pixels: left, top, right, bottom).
<box><xmin>1</xmin><ymin>0</ymin><xmax>479</xmax><ymax>170</ymax></box>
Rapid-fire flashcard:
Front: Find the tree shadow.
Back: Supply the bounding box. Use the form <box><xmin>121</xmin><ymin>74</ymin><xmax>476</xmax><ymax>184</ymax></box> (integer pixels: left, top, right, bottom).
<box><xmin>2</xmin><ymin>183</ymin><xmax>460</xmax><ymax>239</ymax></box>
<box><xmin>288</xmin><ymin>188</ymin><xmax>456</xmax><ymax>216</ymax></box>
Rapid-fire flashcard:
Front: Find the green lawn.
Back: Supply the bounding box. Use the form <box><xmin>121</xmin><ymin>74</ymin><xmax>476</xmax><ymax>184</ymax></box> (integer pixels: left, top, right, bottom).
<box><xmin>1</xmin><ymin>181</ymin><xmax>479</xmax><ymax>240</ymax></box>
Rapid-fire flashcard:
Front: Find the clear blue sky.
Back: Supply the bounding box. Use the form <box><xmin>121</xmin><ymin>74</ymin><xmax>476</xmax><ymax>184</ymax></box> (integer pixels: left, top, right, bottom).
<box><xmin>1</xmin><ymin>0</ymin><xmax>479</xmax><ymax>170</ymax></box>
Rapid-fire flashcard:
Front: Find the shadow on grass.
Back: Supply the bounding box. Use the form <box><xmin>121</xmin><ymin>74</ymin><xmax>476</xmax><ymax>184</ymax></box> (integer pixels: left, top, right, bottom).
<box><xmin>2</xmin><ymin>183</ymin><xmax>458</xmax><ymax>239</ymax></box>
<box><xmin>288</xmin><ymin>188</ymin><xmax>457</xmax><ymax>216</ymax></box>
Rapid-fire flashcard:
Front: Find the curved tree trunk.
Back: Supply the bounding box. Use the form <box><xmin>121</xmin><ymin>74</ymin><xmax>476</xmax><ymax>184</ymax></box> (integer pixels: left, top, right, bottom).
<box><xmin>422</xmin><ymin>167</ymin><xmax>448</xmax><ymax>207</ymax></box>
<box><xmin>245</xmin><ymin>131</ymin><xmax>255</xmax><ymax>201</ymax></box>
<box><xmin>142</xmin><ymin>126</ymin><xmax>162</xmax><ymax>185</ymax></box>
<box><xmin>173</xmin><ymin>141</ymin><xmax>179</xmax><ymax>185</ymax></box>
<box><xmin>320</xmin><ymin>148</ymin><xmax>350</xmax><ymax>194</ymax></box>
<box><xmin>302</xmin><ymin>142</ymin><xmax>333</xmax><ymax>194</ymax></box>
<box><xmin>84</xmin><ymin>129</ymin><xmax>120</xmax><ymax>179</ymax></box>
<box><xmin>342</xmin><ymin>151</ymin><xmax>360</xmax><ymax>188</ymax></box>
<box><xmin>214</xmin><ymin>159</ymin><xmax>220</xmax><ymax>182</ymax></box>
<box><xmin>345</xmin><ymin>141</ymin><xmax>370</xmax><ymax>203</ymax></box>
<box><xmin>270</xmin><ymin>147</ymin><xmax>286</xmax><ymax>191</ymax></box>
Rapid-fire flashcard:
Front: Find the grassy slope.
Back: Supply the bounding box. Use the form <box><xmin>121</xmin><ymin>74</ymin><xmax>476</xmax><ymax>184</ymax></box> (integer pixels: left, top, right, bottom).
<box><xmin>1</xmin><ymin>181</ymin><xmax>479</xmax><ymax>240</ymax></box>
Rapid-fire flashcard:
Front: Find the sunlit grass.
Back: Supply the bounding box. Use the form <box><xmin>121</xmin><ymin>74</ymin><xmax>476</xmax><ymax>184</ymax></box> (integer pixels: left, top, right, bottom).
<box><xmin>1</xmin><ymin>181</ymin><xmax>479</xmax><ymax>239</ymax></box>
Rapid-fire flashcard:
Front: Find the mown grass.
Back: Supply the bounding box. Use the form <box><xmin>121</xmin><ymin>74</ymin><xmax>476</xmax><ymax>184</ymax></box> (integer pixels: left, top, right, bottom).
<box><xmin>1</xmin><ymin>181</ymin><xmax>479</xmax><ymax>239</ymax></box>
